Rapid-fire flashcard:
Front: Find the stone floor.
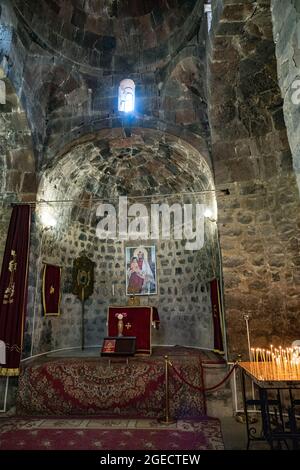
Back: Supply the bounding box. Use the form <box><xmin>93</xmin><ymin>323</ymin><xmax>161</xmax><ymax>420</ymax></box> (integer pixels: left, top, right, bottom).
<box><xmin>220</xmin><ymin>416</ymin><xmax>269</xmax><ymax>450</ymax></box>
<box><xmin>0</xmin><ymin>409</ymin><xmax>267</xmax><ymax>449</ymax></box>
<box><xmin>0</xmin><ymin>412</ymin><xmax>297</xmax><ymax>450</ymax></box>
<box><xmin>0</xmin><ymin>417</ymin><xmax>225</xmax><ymax>450</ymax></box>
<box><xmin>220</xmin><ymin>416</ymin><xmax>300</xmax><ymax>450</ymax></box>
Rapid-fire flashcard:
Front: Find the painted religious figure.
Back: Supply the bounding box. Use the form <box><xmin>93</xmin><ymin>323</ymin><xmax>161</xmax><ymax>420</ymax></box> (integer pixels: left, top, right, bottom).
<box><xmin>126</xmin><ymin>246</ymin><xmax>157</xmax><ymax>296</ymax></box>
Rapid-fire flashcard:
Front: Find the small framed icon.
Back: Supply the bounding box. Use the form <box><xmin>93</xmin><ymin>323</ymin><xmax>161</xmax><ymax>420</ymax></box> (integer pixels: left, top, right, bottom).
<box><xmin>101</xmin><ymin>337</ymin><xmax>136</xmax><ymax>356</ymax></box>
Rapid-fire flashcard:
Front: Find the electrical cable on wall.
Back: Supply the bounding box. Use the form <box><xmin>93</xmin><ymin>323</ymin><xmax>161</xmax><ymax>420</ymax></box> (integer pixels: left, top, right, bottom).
<box><xmin>0</xmin><ymin>188</ymin><xmax>231</xmax><ymax>207</ymax></box>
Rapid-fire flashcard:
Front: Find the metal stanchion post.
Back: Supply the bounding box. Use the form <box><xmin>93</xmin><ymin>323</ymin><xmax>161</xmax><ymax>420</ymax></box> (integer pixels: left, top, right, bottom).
<box><xmin>243</xmin><ymin>313</ymin><xmax>257</xmax><ymax>411</ymax></box>
<box><xmin>159</xmin><ymin>356</ymin><xmax>176</xmax><ymax>425</ymax></box>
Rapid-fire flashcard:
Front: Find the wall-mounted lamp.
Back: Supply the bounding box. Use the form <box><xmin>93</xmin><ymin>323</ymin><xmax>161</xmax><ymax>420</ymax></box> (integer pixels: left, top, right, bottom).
<box><xmin>204</xmin><ymin>208</ymin><xmax>213</xmax><ymax>218</ymax></box>
<box><xmin>204</xmin><ymin>208</ymin><xmax>217</xmax><ymax>222</ymax></box>
<box><xmin>40</xmin><ymin>208</ymin><xmax>57</xmax><ymax>228</ymax></box>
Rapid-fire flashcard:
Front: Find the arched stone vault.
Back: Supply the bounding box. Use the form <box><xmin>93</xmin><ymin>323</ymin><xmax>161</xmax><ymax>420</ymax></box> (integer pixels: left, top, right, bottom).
<box><xmin>208</xmin><ymin>0</ymin><xmax>300</xmax><ymax>357</ymax></box>
<box><xmin>38</xmin><ymin>127</ymin><xmax>215</xmax><ymax>226</ymax></box>
<box><xmin>12</xmin><ymin>0</ymin><xmax>204</xmax><ymax>73</ymax></box>
<box><xmin>2</xmin><ymin>1</ymin><xmax>209</xmax><ymax>167</ymax></box>
<box><xmin>42</xmin><ymin>119</ymin><xmax>211</xmax><ymax>168</ymax></box>
<box><xmin>1</xmin><ymin>1</ymin><xmax>219</xmax><ymax>357</ymax></box>
<box><xmin>30</xmin><ymin>128</ymin><xmax>219</xmax><ymax>355</ymax></box>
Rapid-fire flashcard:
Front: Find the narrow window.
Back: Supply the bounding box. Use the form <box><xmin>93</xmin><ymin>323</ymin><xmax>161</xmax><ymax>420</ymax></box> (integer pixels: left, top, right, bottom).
<box><xmin>204</xmin><ymin>3</ymin><xmax>212</xmax><ymax>32</ymax></box>
<box><xmin>118</xmin><ymin>79</ymin><xmax>135</xmax><ymax>113</ymax></box>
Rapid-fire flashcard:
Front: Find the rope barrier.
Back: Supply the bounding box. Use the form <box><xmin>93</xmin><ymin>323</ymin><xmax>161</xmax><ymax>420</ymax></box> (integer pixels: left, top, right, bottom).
<box><xmin>169</xmin><ymin>361</ymin><xmax>237</xmax><ymax>393</ymax></box>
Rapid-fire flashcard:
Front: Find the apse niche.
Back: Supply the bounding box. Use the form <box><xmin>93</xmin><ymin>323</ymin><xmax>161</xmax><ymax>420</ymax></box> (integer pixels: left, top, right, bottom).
<box><xmin>25</xmin><ymin>129</ymin><xmax>220</xmax><ymax>357</ymax></box>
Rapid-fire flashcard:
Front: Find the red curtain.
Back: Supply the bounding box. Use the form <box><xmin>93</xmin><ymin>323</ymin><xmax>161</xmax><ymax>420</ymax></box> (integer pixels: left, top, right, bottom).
<box><xmin>0</xmin><ymin>205</ymin><xmax>31</xmax><ymax>376</ymax></box>
<box><xmin>210</xmin><ymin>279</ymin><xmax>224</xmax><ymax>354</ymax></box>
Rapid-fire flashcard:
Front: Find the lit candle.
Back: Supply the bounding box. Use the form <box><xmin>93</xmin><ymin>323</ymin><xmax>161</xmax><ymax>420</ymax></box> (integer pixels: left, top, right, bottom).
<box><xmin>251</xmin><ymin>344</ymin><xmax>300</xmax><ymax>379</ymax></box>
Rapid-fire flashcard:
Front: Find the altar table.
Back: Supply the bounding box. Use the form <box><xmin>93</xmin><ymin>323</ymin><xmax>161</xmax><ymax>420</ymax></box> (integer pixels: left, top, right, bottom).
<box><xmin>107</xmin><ymin>306</ymin><xmax>160</xmax><ymax>355</ymax></box>
<box><xmin>16</xmin><ymin>347</ymin><xmax>206</xmax><ymax>418</ymax></box>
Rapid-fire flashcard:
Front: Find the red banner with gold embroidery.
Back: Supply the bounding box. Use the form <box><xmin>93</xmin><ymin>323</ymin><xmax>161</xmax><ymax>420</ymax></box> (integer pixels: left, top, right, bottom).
<box><xmin>42</xmin><ymin>264</ymin><xmax>61</xmax><ymax>316</ymax></box>
<box><xmin>0</xmin><ymin>205</ymin><xmax>31</xmax><ymax>376</ymax></box>
<box><xmin>210</xmin><ymin>279</ymin><xmax>225</xmax><ymax>355</ymax></box>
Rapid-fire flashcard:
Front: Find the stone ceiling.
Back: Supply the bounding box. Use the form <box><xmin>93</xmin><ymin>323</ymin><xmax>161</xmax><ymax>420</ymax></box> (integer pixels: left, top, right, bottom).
<box><xmin>36</xmin><ymin>127</ymin><xmax>215</xmax><ymax>229</ymax></box>
<box><xmin>38</xmin><ymin>127</ymin><xmax>214</xmax><ymax>204</ymax></box>
<box><xmin>80</xmin><ymin>0</ymin><xmax>179</xmax><ymax>19</ymax></box>
<box><xmin>0</xmin><ymin>1</ymin><xmax>208</xmax><ymax>168</ymax></box>
<box><xmin>13</xmin><ymin>0</ymin><xmax>203</xmax><ymax>72</ymax></box>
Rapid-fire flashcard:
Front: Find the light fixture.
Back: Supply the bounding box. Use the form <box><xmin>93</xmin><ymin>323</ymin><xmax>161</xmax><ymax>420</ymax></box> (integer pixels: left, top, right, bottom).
<box><xmin>204</xmin><ymin>208</ymin><xmax>213</xmax><ymax>219</ymax></box>
<box><xmin>40</xmin><ymin>209</ymin><xmax>57</xmax><ymax>228</ymax></box>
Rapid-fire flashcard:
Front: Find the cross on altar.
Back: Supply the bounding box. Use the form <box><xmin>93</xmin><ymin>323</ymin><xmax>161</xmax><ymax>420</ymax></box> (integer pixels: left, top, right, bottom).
<box><xmin>107</xmin><ymin>306</ymin><xmax>160</xmax><ymax>355</ymax></box>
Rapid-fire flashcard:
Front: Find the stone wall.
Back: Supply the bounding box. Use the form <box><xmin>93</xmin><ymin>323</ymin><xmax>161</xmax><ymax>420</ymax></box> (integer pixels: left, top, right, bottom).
<box><xmin>5</xmin><ymin>0</ymin><xmax>300</xmax><ymax>364</ymax></box>
<box><xmin>0</xmin><ymin>79</ymin><xmax>36</xmax><ymax>194</ymax></box>
<box><xmin>0</xmin><ymin>77</ymin><xmax>36</xmax><ymax>263</ymax></box>
<box><xmin>0</xmin><ymin>2</ymin><xmax>220</xmax><ymax>361</ymax></box>
<box><xmin>25</xmin><ymin>206</ymin><xmax>219</xmax><ymax>356</ymax></box>
<box><xmin>22</xmin><ymin>115</ymin><xmax>219</xmax><ymax>356</ymax></box>
<box><xmin>271</xmin><ymin>0</ymin><xmax>300</xmax><ymax>193</ymax></box>
<box><xmin>208</xmin><ymin>0</ymin><xmax>300</xmax><ymax>358</ymax></box>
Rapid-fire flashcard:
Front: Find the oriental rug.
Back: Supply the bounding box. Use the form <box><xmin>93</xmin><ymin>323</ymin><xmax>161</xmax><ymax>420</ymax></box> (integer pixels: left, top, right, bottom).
<box><xmin>0</xmin><ymin>417</ymin><xmax>224</xmax><ymax>450</ymax></box>
<box><xmin>17</xmin><ymin>348</ymin><xmax>207</xmax><ymax>418</ymax></box>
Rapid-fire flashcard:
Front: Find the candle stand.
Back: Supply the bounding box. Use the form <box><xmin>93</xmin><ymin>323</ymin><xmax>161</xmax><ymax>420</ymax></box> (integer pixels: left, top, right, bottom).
<box><xmin>239</xmin><ymin>362</ymin><xmax>300</xmax><ymax>450</ymax></box>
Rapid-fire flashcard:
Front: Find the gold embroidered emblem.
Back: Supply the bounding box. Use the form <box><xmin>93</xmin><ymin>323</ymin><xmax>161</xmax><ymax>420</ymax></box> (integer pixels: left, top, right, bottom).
<box><xmin>50</xmin><ymin>286</ymin><xmax>55</xmax><ymax>294</ymax></box>
<box><xmin>3</xmin><ymin>250</ymin><xmax>17</xmax><ymax>305</ymax></box>
<box><xmin>125</xmin><ymin>322</ymin><xmax>132</xmax><ymax>330</ymax></box>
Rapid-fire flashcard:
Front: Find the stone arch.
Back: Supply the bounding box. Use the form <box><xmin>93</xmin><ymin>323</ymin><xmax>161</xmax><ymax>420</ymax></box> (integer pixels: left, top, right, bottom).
<box><xmin>41</xmin><ymin>117</ymin><xmax>211</xmax><ymax>170</ymax></box>
<box><xmin>38</xmin><ymin>127</ymin><xmax>215</xmax><ymax>225</ymax></box>
<box><xmin>208</xmin><ymin>0</ymin><xmax>300</xmax><ymax>357</ymax></box>
<box><xmin>30</xmin><ymin>127</ymin><xmax>220</xmax><ymax>355</ymax></box>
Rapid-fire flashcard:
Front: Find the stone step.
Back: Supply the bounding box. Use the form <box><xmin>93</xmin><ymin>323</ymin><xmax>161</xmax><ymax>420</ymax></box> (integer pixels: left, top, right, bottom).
<box><xmin>203</xmin><ymin>363</ymin><xmax>234</xmax><ymax>418</ymax></box>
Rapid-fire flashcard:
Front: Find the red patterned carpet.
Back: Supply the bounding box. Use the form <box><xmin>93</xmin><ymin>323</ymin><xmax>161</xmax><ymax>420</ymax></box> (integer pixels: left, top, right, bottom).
<box><xmin>17</xmin><ymin>347</ymin><xmax>209</xmax><ymax>418</ymax></box>
<box><xmin>0</xmin><ymin>417</ymin><xmax>224</xmax><ymax>450</ymax></box>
